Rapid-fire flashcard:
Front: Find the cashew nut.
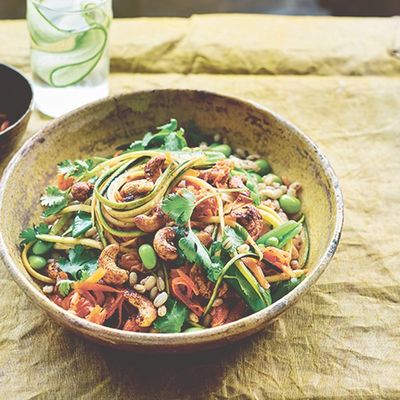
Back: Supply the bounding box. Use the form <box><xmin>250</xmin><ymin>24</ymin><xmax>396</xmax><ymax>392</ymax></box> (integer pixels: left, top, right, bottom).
<box><xmin>133</xmin><ymin>205</ymin><xmax>166</xmax><ymax>233</ymax></box>
<box><xmin>153</xmin><ymin>227</ymin><xmax>178</xmax><ymax>261</ymax></box>
<box><xmin>123</xmin><ymin>318</ymin><xmax>147</xmax><ymax>332</ymax></box>
<box><xmin>98</xmin><ymin>244</ymin><xmax>129</xmax><ymax>285</ymax></box>
<box><xmin>123</xmin><ymin>289</ymin><xmax>157</xmax><ymax>327</ymax></box>
<box><xmin>120</xmin><ymin>179</ymin><xmax>154</xmax><ymax>201</ymax></box>
<box><xmin>145</xmin><ymin>154</ymin><xmax>166</xmax><ymax>182</ymax></box>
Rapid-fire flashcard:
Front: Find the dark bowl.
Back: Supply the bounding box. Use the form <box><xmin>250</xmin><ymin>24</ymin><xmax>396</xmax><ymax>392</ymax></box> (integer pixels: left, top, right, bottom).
<box><xmin>0</xmin><ymin>64</ymin><xmax>34</xmax><ymax>157</ymax></box>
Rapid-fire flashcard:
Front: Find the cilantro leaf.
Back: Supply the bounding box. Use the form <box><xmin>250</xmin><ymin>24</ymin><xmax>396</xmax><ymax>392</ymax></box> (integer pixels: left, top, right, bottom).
<box><xmin>161</xmin><ymin>189</ymin><xmax>196</xmax><ymax>225</ymax></box>
<box><xmin>178</xmin><ymin>229</ymin><xmax>222</xmax><ymax>282</ymax></box>
<box><xmin>57</xmin><ymin>158</ymin><xmax>102</xmax><ymax>179</ymax></box>
<box><xmin>164</xmin><ymin>129</ymin><xmax>187</xmax><ymax>151</ymax></box>
<box><xmin>40</xmin><ymin>186</ymin><xmax>69</xmax><ymax>217</ymax></box>
<box><xmin>153</xmin><ymin>299</ymin><xmax>188</xmax><ymax>333</ymax></box>
<box><xmin>71</xmin><ymin>212</ymin><xmax>92</xmax><ymax>238</ymax></box>
<box><xmin>128</xmin><ymin>140</ymin><xmax>145</xmax><ymax>152</ymax></box>
<box><xmin>40</xmin><ymin>186</ymin><xmax>66</xmax><ymax>207</ymax></box>
<box><xmin>58</xmin><ymin>245</ymin><xmax>99</xmax><ymax>280</ymax></box>
<box><xmin>223</xmin><ymin>226</ymin><xmax>246</xmax><ymax>251</ymax></box>
<box><xmin>19</xmin><ymin>223</ymin><xmax>51</xmax><ymax>245</ymax></box>
<box><xmin>42</xmin><ymin>201</ymin><xmax>69</xmax><ymax>218</ymax></box>
<box><xmin>206</xmin><ymin>261</ymin><xmax>224</xmax><ymax>283</ymax></box>
<box><xmin>123</xmin><ymin>119</ymin><xmax>187</xmax><ymax>153</ymax></box>
<box><xmin>157</xmin><ymin>118</ymin><xmax>178</xmax><ymax>133</ymax></box>
<box><xmin>141</xmin><ymin>131</ymin><xmax>156</xmax><ymax>147</ymax></box>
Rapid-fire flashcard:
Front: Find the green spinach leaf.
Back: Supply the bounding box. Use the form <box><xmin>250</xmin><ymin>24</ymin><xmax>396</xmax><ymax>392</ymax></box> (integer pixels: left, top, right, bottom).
<box><xmin>71</xmin><ymin>212</ymin><xmax>92</xmax><ymax>238</ymax></box>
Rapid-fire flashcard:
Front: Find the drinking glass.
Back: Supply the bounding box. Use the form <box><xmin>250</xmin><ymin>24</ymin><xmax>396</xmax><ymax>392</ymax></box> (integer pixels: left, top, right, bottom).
<box><xmin>27</xmin><ymin>0</ymin><xmax>112</xmax><ymax>117</ymax></box>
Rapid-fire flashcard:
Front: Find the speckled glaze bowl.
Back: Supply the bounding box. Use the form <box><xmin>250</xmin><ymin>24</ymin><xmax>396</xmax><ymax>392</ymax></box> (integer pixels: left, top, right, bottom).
<box><xmin>0</xmin><ymin>64</ymin><xmax>33</xmax><ymax>157</ymax></box>
<box><xmin>0</xmin><ymin>90</ymin><xmax>343</xmax><ymax>352</ymax></box>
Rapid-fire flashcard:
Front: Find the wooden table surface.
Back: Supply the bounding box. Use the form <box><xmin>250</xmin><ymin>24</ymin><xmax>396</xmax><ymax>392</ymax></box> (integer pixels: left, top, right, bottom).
<box><xmin>0</xmin><ymin>15</ymin><xmax>400</xmax><ymax>399</ymax></box>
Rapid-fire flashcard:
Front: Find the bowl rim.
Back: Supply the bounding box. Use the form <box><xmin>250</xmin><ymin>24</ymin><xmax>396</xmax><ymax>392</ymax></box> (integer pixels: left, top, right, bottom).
<box><xmin>0</xmin><ymin>89</ymin><xmax>344</xmax><ymax>347</ymax></box>
<box><xmin>0</xmin><ymin>63</ymin><xmax>34</xmax><ymax>138</ymax></box>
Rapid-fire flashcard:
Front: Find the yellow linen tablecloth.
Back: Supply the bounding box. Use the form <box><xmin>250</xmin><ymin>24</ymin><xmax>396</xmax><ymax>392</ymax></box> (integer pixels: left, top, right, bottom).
<box><xmin>0</xmin><ymin>15</ymin><xmax>399</xmax><ymax>399</ymax></box>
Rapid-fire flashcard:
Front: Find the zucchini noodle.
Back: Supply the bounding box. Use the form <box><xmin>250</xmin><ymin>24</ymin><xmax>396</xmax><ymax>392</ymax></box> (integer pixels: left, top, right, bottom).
<box><xmin>60</xmin><ymin>204</ymin><xmax>92</xmax><ymax>214</ymax></box>
<box><xmin>36</xmin><ymin>234</ymin><xmax>103</xmax><ymax>250</ymax></box>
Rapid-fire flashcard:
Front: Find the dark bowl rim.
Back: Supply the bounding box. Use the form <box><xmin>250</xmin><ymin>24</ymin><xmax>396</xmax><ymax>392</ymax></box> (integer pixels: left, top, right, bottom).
<box><xmin>0</xmin><ymin>89</ymin><xmax>344</xmax><ymax>348</ymax></box>
<box><xmin>0</xmin><ymin>63</ymin><xmax>34</xmax><ymax>138</ymax></box>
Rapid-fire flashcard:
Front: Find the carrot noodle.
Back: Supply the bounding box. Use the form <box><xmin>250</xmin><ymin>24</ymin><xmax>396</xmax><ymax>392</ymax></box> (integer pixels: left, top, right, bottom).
<box><xmin>171</xmin><ymin>270</ymin><xmax>203</xmax><ymax>316</ymax></box>
<box><xmin>263</xmin><ymin>246</ymin><xmax>295</xmax><ymax>278</ymax></box>
<box><xmin>84</xmin><ymin>268</ymin><xmax>106</xmax><ymax>284</ymax></box>
<box><xmin>73</xmin><ymin>282</ymin><xmax>123</xmax><ymax>292</ymax></box>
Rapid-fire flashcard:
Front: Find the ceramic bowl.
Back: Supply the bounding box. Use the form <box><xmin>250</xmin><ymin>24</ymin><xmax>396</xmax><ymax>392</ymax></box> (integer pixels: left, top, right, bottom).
<box><xmin>0</xmin><ymin>64</ymin><xmax>34</xmax><ymax>157</ymax></box>
<box><xmin>0</xmin><ymin>90</ymin><xmax>343</xmax><ymax>352</ymax></box>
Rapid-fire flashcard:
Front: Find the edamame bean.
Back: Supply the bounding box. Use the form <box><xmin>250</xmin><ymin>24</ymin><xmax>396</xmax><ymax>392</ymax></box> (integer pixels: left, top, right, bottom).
<box><xmin>255</xmin><ymin>159</ymin><xmax>270</xmax><ymax>175</ymax></box>
<box><xmin>265</xmin><ymin>173</ymin><xmax>282</xmax><ymax>184</ymax></box>
<box><xmin>138</xmin><ymin>244</ymin><xmax>157</xmax><ymax>270</ymax></box>
<box><xmin>184</xmin><ymin>326</ymin><xmax>205</xmax><ymax>332</ymax></box>
<box><xmin>212</xmin><ymin>144</ymin><xmax>232</xmax><ymax>157</ymax></box>
<box><xmin>265</xmin><ymin>236</ymin><xmax>279</xmax><ymax>247</ymax></box>
<box><xmin>32</xmin><ymin>240</ymin><xmax>53</xmax><ymax>256</ymax></box>
<box><xmin>279</xmin><ymin>194</ymin><xmax>301</xmax><ymax>214</ymax></box>
<box><xmin>28</xmin><ymin>255</ymin><xmax>47</xmax><ymax>270</ymax></box>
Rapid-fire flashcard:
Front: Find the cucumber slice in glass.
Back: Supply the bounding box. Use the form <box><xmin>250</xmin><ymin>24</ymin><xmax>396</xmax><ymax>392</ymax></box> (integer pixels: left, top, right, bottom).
<box><xmin>33</xmin><ymin>25</ymin><xmax>107</xmax><ymax>87</ymax></box>
<box><xmin>29</xmin><ymin>0</ymin><xmax>109</xmax><ymax>88</ymax></box>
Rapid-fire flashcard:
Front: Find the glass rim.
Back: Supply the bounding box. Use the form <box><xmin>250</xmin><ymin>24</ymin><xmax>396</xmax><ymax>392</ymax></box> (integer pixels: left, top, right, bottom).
<box><xmin>31</xmin><ymin>0</ymin><xmax>110</xmax><ymax>14</ymax></box>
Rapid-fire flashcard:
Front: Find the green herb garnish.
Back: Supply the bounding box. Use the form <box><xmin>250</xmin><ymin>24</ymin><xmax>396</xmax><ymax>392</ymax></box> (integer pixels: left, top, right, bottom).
<box><xmin>178</xmin><ymin>229</ymin><xmax>222</xmax><ymax>282</ymax></box>
<box><xmin>19</xmin><ymin>223</ymin><xmax>50</xmax><ymax>245</ymax></box>
<box><xmin>57</xmin><ymin>158</ymin><xmax>103</xmax><ymax>179</ymax></box>
<box><xmin>153</xmin><ymin>299</ymin><xmax>189</xmax><ymax>333</ymax></box>
<box><xmin>161</xmin><ymin>189</ymin><xmax>196</xmax><ymax>225</ymax></box>
<box><xmin>125</xmin><ymin>119</ymin><xmax>188</xmax><ymax>153</ymax></box>
<box><xmin>58</xmin><ymin>245</ymin><xmax>99</xmax><ymax>280</ymax></box>
<box><xmin>40</xmin><ymin>186</ymin><xmax>69</xmax><ymax>217</ymax></box>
